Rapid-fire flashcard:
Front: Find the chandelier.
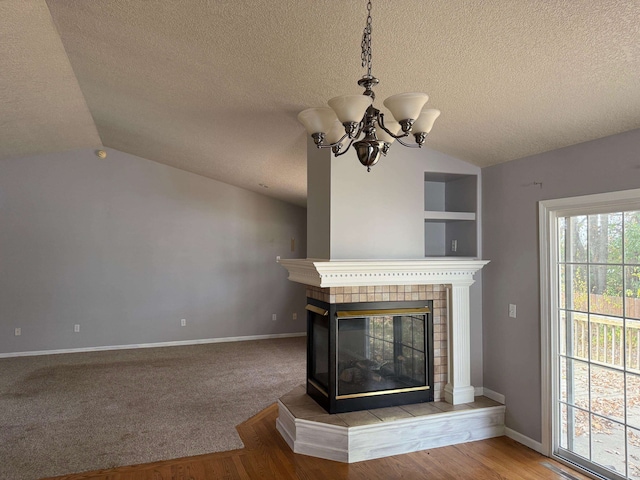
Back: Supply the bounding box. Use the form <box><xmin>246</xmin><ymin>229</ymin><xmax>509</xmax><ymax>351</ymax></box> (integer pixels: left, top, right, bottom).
<box><xmin>298</xmin><ymin>0</ymin><xmax>440</xmax><ymax>172</ymax></box>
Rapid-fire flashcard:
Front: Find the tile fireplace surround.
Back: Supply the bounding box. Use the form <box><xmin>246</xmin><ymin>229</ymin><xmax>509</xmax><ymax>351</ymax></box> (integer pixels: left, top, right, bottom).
<box><xmin>277</xmin><ymin>258</ymin><xmax>502</xmax><ymax>463</ymax></box>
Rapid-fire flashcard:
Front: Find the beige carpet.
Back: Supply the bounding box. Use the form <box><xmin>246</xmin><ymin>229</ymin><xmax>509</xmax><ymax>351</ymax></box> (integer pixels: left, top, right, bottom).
<box><xmin>0</xmin><ymin>337</ymin><xmax>306</xmax><ymax>480</ymax></box>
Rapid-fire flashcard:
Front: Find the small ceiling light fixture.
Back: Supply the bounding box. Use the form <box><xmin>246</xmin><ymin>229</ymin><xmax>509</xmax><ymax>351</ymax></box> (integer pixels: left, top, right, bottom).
<box><xmin>95</xmin><ymin>149</ymin><xmax>107</xmax><ymax>159</ymax></box>
<box><xmin>298</xmin><ymin>0</ymin><xmax>440</xmax><ymax>172</ymax></box>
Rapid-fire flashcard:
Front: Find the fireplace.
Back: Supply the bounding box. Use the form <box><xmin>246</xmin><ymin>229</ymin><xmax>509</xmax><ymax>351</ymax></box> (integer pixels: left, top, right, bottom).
<box><xmin>280</xmin><ymin>258</ymin><xmax>489</xmax><ymax>406</ymax></box>
<box><xmin>306</xmin><ymin>298</ymin><xmax>434</xmax><ymax>413</ymax></box>
<box><xmin>276</xmin><ymin>259</ymin><xmax>497</xmax><ymax>463</ymax></box>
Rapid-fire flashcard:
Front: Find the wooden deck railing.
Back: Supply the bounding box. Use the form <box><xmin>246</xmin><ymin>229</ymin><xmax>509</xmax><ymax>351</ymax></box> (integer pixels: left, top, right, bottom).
<box><xmin>569</xmin><ymin>313</ymin><xmax>640</xmax><ymax>371</ymax></box>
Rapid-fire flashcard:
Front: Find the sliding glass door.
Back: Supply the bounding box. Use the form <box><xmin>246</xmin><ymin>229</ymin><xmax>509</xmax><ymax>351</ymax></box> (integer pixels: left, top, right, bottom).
<box><xmin>556</xmin><ymin>209</ymin><xmax>640</xmax><ymax>479</ymax></box>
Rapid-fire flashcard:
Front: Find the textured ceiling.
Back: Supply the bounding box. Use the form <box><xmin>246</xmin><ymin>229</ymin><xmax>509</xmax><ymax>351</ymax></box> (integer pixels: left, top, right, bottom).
<box><xmin>0</xmin><ymin>0</ymin><xmax>101</xmax><ymax>158</ymax></box>
<box><xmin>2</xmin><ymin>1</ymin><xmax>639</xmax><ymax>206</ymax></box>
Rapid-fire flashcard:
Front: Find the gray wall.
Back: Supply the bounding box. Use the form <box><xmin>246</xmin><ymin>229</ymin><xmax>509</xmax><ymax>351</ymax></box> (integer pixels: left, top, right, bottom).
<box><xmin>0</xmin><ymin>148</ymin><xmax>307</xmax><ymax>354</ymax></box>
<box><xmin>482</xmin><ymin>128</ymin><xmax>640</xmax><ymax>442</ymax></box>
<box><xmin>329</xmin><ymin>145</ymin><xmax>480</xmax><ymax>260</ymax></box>
<box><xmin>306</xmin><ymin>138</ymin><xmax>331</xmax><ymax>259</ymax></box>
<box><xmin>307</xmin><ymin>140</ymin><xmax>481</xmax><ymax>260</ymax></box>
<box><xmin>329</xmin><ymin>146</ymin><xmax>424</xmax><ymax>259</ymax></box>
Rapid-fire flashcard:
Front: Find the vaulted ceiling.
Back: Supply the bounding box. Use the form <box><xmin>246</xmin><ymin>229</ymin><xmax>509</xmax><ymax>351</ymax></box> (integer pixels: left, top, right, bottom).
<box><xmin>2</xmin><ymin>0</ymin><xmax>639</xmax><ymax>206</ymax></box>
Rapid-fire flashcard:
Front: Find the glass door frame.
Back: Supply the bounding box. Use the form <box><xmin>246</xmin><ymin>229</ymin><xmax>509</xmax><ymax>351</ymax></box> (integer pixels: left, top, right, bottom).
<box><xmin>540</xmin><ymin>188</ymin><xmax>640</xmax><ymax>478</ymax></box>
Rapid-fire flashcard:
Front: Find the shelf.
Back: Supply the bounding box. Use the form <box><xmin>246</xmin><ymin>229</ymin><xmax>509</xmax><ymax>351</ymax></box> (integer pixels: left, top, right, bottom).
<box><xmin>424</xmin><ymin>211</ymin><xmax>476</xmax><ymax>222</ymax></box>
<box><xmin>424</xmin><ymin>172</ymin><xmax>478</xmax><ymax>258</ymax></box>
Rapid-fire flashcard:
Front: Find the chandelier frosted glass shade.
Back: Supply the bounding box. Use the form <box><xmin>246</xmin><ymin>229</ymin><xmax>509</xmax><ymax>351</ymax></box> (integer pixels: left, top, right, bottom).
<box><xmin>297</xmin><ymin>107</ymin><xmax>338</xmax><ymax>135</ymax></box>
<box><xmin>382</xmin><ymin>93</ymin><xmax>429</xmax><ymax>124</ymax></box>
<box><xmin>325</xmin><ymin>121</ymin><xmax>347</xmax><ymax>145</ymax></box>
<box><xmin>413</xmin><ymin>108</ymin><xmax>441</xmax><ymax>134</ymax></box>
<box><xmin>327</xmin><ymin>95</ymin><xmax>373</xmax><ymax>123</ymax></box>
<box><xmin>376</xmin><ymin>118</ymin><xmax>401</xmax><ymax>144</ymax></box>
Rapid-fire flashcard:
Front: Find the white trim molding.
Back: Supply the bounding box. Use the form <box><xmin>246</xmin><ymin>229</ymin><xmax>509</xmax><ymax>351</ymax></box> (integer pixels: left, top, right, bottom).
<box><xmin>481</xmin><ymin>387</ymin><xmax>506</xmax><ymax>405</ymax></box>
<box><xmin>445</xmin><ymin>283</ymin><xmax>475</xmax><ymax>405</ymax></box>
<box><xmin>505</xmin><ymin>427</ymin><xmax>545</xmax><ymax>455</ymax></box>
<box><xmin>539</xmin><ymin>199</ymin><xmax>555</xmax><ymax>457</ymax></box>
<box><xmin>0</xmin><ymin>332</ymin><xmax>307</xmax><ymax>358</ymax></box>
<box><xmin>278</xmin><ymin>258</ymin><xmax>489</xmax><ymax>288</ymax></box>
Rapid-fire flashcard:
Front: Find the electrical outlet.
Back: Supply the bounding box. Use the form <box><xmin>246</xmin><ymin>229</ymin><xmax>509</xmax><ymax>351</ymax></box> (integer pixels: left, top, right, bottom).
<box><xmin>276</xmin><ymin>255</ymin><xmax>281</xmax><ymax>263</ymax></box>
<box><xmin>14</xmin><ymin>328</ymin><xmax>21</xmax><ymax>336</ymax></box>
<box><xmin>74</xmin><ymin>324</ymin><xmax>80</xmax><ymax>333</ymax></box>
<box><xmin>451</xmin><ymin>239</ymin><xmax>457</xmax><ymax>252</ymax></box>
<box><xmin>509</xmin><ymin>304</ymin><xmax>517</xmax><ymax>318</ymax></box>
<box><xmin>272</xmin><ymin>314</ymin><xmax>277</xmax><ymax>322</ymax></box>
<box><xmin>180</xmin><ymin>318</ymin><xmax>186</xmax><ymax>327</ymax></box>
<box><xmin>292</xmin><ymin>312</ymin><xmax>297</xmax><ymax>321</ymax></box>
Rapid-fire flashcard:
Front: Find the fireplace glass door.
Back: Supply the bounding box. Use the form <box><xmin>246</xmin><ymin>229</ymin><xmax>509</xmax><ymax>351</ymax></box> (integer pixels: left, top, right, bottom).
<box><xmin>310</xmin><ymin>310</ymin><xmax>329</xmax><ymax>393</ymax></box>
<box><xmin>337</xmin><ymin>314</ymin><xmax>426</xmax><ymax>398</ymax></box>
<box><xmin>306</xmin><ymin>300</ymin><xmax>433</xmax><ymax>413</ymax></box>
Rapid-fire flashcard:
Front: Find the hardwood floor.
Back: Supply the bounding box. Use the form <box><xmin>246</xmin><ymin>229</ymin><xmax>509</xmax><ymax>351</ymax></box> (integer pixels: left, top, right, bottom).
<box><xmin>43</xmin><ymin>404</ymin><xmax>592</xmax><ymax>480</ymax></box>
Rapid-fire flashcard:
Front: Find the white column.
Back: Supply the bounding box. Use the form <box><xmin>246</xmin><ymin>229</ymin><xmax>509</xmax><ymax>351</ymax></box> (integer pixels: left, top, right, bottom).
<box><xmin>444</xmin><ymin>280</ymin><xmax>475</xmax><ymax>405</ymax></box>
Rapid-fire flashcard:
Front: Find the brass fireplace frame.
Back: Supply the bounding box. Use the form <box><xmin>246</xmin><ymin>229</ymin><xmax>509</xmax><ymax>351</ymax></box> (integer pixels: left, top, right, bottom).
<box><xmin>306</xmin><ymin>299</ymin><xmax>434</xmax><ymax>413</ymax></box>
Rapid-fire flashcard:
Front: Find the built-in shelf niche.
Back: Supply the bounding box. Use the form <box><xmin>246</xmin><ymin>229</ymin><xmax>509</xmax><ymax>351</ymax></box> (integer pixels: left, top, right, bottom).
<box><xmin>424</xmin><ymin>172</ymin><xmax>478</xmax><ymax>257</ymax></box>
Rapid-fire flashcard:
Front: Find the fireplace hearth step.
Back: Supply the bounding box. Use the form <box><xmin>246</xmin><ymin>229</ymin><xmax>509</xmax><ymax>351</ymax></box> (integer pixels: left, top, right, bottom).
<box><xmin>276</xmin><ymin>385</ymin><xmax>505</xmax><ymax>463</ymax></box>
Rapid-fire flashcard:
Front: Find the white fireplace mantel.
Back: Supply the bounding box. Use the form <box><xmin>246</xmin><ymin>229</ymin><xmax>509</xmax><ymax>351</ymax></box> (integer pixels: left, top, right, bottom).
<box><xmin>279</xmin><ymin>258</ymin><xmax>489</xmax><ymax>405</ymax></box>
<box><xmin>278</xmin><ymin>258</ymin><xmax>489</xmax><ymax>288</ymax></box>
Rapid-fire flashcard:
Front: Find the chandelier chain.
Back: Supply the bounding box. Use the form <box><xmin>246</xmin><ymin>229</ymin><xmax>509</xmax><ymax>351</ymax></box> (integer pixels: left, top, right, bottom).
<box><xmin>361</xmin><ymin>0</ymin><xmax>373</xmax><ymax>78</ymax></box>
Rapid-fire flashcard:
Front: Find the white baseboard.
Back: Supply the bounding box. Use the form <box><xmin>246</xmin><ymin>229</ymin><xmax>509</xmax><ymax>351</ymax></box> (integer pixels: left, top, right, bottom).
<box><xmin>0</xmin><ymin>332</ymin><xmax>307</xmax><ymax>358</ymax></box>
<box><xmin>468</xmin><ymin>388</ymin><xmax>544</xmax><ymax>456</ymax></box>
<box><xmin>505</xmin><ymin>427</ymin><xmax>545</xmax><ymax>454</ymax></box>
<box><xmin>479</xmin><ymin>387</ymin><xmax>506</xmax><ymax>404</ymax></box>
